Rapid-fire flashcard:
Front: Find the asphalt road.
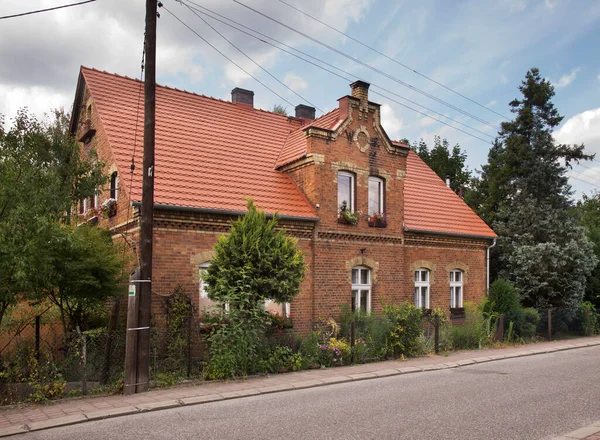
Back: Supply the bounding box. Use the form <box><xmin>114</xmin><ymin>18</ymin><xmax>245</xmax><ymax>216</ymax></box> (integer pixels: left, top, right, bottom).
<box><xmin>16</xmin><ymin>345</ymin><xmax>600</xmax><ymax>440</ymax></box>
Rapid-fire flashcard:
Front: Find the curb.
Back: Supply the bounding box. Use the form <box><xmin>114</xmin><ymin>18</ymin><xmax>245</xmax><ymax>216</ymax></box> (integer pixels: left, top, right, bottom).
<box><xmin>2</xmin><ymin>340</ymin><xmax>600</xmax><ymax>438</ymax></box>
<box><xmin>552</xmin><ymin>420</ymin><xmax>600</xmax><ymax>439</ymax></box>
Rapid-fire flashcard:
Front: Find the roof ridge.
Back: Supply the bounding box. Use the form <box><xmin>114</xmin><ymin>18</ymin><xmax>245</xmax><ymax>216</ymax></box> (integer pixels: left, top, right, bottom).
<box><xmin>81</xmin><ymin>66</ymin><xmax>306</xmax><ymax>121</ymax></box>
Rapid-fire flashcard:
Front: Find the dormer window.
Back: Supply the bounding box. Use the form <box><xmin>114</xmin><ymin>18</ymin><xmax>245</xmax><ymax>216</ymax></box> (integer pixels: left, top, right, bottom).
<box><xmin>110</xmin><ymin>172</ymin><xmax>119</xmax><ymax>200</ymax></box>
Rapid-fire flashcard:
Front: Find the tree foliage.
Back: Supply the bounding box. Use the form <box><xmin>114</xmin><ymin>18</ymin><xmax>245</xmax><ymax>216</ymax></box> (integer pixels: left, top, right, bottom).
<box><xmin>469</xmin><ymin>68</ymin><xmax>596</xmax><ymax>309</ymax></box>
<box><xmin>205</xmin><ymin>199</ymin><xmax>305</xmax><ymax>307</ymax></box>
<box><xmin>413</xmin><ymin>136</ymin><xmax>471</xmax><ymax>194</ymax></box>
<box><xmin>575</xmin><ymin>191</ymin><xmax>600</xmax><ymax>308</ymax></box>
<box><xmin>0</xmin><ymin>108</ymin><xmax>114</xmax><ymax>327</ymax></box>
<box><xmin>272</xmin><ymin>104</ymin><xmax>288</xmax><ymax>116</ymax></box>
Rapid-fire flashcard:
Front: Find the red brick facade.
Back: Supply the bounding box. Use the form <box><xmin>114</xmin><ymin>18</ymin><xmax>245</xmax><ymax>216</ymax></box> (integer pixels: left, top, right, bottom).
<box><xmin>71</xmin><ymin>71</ymin><xmax>494</xmax><ymax>335</ymax></box>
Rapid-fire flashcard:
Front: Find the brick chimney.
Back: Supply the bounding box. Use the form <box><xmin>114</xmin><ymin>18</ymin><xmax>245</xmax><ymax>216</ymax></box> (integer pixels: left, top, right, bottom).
<box><xmin>231</xmin><ymin>87</ymin><xmax>254</xmax><ymax>106</ymax></box>
<box><xmin>350</xmin><ymin>80</ymin><xmax>370</xmax><ymax>107</ymax></box>
<box><xmin>295</xmin><ymin>104</ymin><xmax>315</xmax><ymax>120</ymax></box>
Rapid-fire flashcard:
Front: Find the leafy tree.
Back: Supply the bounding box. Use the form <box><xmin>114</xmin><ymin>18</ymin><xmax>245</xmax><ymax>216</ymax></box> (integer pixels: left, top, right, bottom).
<box><xmin>412</xmin><ymin>136</ymin><xmax>471</xmax><ymax>194</ymax></box>
<box><xmin>272</xmin><ymin>104</ymin><xmax>288</xmax><ymax>115</ymax></box>
<box><xmin>0</xmin><ymin>109</ymin><xmax>108</xmax><ymax>326</ymax></box>
<box><xmin>202</xmin><ymin>199</ymin><xmax>305</xmax><ymax>379</ymax></box>
<box><xmin>42</xmin><ymin>224</ymin><xmax>125</xmax><ymax>333</ymax></box>
<box><xmin>575</xmin><ymin>191</ymin><xmax>600</xmax><ymax>308</ymax></box>
<box><xmin>470</xmin><ymin>68</ymin><xmax>595</xmax><ymax>308</ymax></box>
<box><xmin>205</xmin><ymin>199</ymin><xmax>305</xmax><ymax>307</ymax></box>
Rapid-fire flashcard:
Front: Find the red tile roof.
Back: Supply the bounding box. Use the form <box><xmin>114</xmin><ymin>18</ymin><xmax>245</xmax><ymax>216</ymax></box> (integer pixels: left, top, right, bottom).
<box><xmin>404</xmin><ymin>151</ymin><xmax>496</xmax><ymax>238</ymax></box>
<box><xmin>81</xmin><ymin>67</ymin><xmax>494</xmax><ymax>237</ymax></box>
<box><xmin>276</xmin><ymin>109</ymin><xmax>341</xmax><ymax>168</ymax></box>
<box><xmin>81</xmin><ymin>67</ymin><xmax>316</xmax><ymax>219</ymax></box>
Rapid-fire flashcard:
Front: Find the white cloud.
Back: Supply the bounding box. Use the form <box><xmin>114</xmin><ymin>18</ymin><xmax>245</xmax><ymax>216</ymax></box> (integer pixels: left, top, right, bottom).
<box><xmin>545</xmin><ymin>0</ymin><xmax>555</xmax><ymax>9</ymax></box>
<box><xmin>554</xmin><ymin>108</ymin><xmax>600</xmax><ymax>155</ymax></box>
<box><xmin>380</xmin><ymin>104</ymin><xmax>403</xmax><ymax>140</ymax></box>
<box><xmin>554</xmin><ymin>67</ymin><xmax>581</xmax><ymax>88</ymax></box>
<box><xmin>283</xmin><ymin>73</ymin><xmax>308</xmax><ymax>92</ymax></box>
<box><xmin>0</xmin><ymin>85</ymin><xmax>71</xmax><ymax>129</ymax></box>
<box><xmin>486</xmin><ymin>100</ymin><xmax>497</xmax><ymax>108</ymax></box>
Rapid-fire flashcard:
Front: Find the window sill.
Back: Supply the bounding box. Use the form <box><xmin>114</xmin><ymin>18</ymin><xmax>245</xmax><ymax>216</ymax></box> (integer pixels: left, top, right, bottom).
<box><xmin>337</xmin><ymin>217</ymin><xmax>358</xmax><ymax>226</ymax></box>
<box><xmin>367</xmin><ymin>221</ymin><xmax>387</xmax><ymax>228</ymax></box>
<box><xmin>450</xmin><ymin>307</ymin><xmax>465</xmax><ymax>319</ymax></box>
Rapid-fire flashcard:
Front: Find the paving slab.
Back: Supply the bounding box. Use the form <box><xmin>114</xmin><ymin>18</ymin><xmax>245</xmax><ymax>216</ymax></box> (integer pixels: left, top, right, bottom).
<box><xmin>563</xmin><ymin>425</ymin><xmax>600</xmax><ymax>438</ymax></box>
<box><xmin>27</xmin><ymin>413</ymin><xmax>88</xmax><ymax>431</ymax></box>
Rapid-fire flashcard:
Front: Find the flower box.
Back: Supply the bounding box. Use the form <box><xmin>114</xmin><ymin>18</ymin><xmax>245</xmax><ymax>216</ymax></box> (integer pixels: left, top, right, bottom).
<box><xmin>368</xmin><ymin>213</ymin><xmax>387</xmax><ymax>228</ymax></box>
<box><xmin>101</xmin><ymin>198</ymin><xmax>118</xmax><ymax>218</ymax></box>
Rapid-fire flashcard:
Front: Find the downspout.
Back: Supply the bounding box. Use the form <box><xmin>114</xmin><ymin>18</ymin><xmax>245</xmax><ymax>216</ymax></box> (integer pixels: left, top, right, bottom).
<box><xmin>486</xmin><ymin>238</ymin><xmax>497</xmax><ymax>296</ymax></box>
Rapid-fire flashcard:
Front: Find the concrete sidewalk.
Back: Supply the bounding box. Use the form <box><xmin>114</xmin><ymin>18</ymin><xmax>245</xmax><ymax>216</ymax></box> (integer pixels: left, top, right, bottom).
<box><xmin>1</xmin><ymin>336</ymin><xmax>600</xmax><ymax>438</ymax></box>
<box><xmin>553</xmin><ymin>421</ymin><xmax>600</xmax><ymax>440</ymax></box>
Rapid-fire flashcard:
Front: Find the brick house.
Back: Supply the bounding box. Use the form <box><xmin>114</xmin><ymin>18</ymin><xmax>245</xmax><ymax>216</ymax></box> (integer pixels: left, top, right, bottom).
<box><xmin>69</xmin><ymin>66</ymin><xmax>496</xmax><ymax>334</ymax></box>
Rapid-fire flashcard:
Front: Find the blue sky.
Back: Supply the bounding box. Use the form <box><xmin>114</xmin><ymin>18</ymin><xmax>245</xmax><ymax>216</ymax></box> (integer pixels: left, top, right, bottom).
<box><xmin>1</xmin><ymin>0</ymin><xmax>599</xmax><ymax>199</ymax></box>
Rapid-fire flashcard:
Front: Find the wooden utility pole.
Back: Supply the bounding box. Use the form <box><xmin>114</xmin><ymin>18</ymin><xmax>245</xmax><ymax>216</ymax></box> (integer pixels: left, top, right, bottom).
<box><xmin>124</xmin><ymin>0</ymin><xmax>156</xmax><ymax>395</ymax></box>
<box><xmin>136</xmin><ymin>0</ymin><xmax>157</xmax><ymax>393</ymax></box>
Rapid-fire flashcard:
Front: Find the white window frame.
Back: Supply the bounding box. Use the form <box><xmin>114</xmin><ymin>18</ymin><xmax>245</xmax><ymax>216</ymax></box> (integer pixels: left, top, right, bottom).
<box><xmin>450</xmin><ymin>270</ymin><xmax>463</xmax><ymax>308</ymax></box>
<box><xmin>338</xmin><ymin>171</ymin><xmax>355</xmax><ymax>212</ymax></box>
<box><xmin>110</xmin><ymin>172</ymin><xmax>119</xmax><ymax>201</ymax></box>
<box><xmin>351</xmin><ymin>266</ymin><xmax>371</xmax><ymax>313</ymax></box>
<box><xmin>199</xmin><ymin>262</ymin><xmax>210</xmax><ymax>300</ymax></box>
<box><xmin>414</xmin><ymin>268</ymin><xmax>430</xmax><ymax>309</ymax></box>
<box><xmin>368</xmin><ymin>176</ymin><xmax>384</xmax><ymax>215</ymax></box>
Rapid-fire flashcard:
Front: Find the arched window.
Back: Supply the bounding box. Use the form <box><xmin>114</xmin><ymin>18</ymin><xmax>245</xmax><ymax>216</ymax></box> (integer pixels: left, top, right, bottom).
<box><xmin>368</xmin><ymin>176</ymin><xmax>384</xmax><ymax>215</ymax></box>
<box><xmin>352</xmin><ymin>266</ymin><xmax>371</xmax><ymax>313</ymax></box>
<box><xmin>110</xmin><ymin>171</ymin><xmax>119</xmax><ymax>200</ymax></box>
<box><xmin>338</xmin><ymin>171</ymin><xmax>355</xmax><ymax>212</ymax></box>
<box><xmin>450</xmin><ymin>270</ymin><xmax>463</xmax><ymax>308</ymax></box>
<box><xmin>414</xmin><ymin>268</ymin><xmax>430</xmax><ymax>309</ymax></box>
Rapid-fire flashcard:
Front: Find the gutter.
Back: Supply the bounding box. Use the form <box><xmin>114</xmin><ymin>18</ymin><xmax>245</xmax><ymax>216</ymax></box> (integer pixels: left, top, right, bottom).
<box><xmin>486</xmin><ymin>237</ymin><xmax>497</xmax><ymax>296</ymax></box>
<box><xmin>130</xmin><ymin>202</ymin><xmax>319</xmax><ymax>223</ymax></box>
<box><xmin>404</xmin><ymin>227</ymin><xmax>497</xmax><ymax>241</ymax></box>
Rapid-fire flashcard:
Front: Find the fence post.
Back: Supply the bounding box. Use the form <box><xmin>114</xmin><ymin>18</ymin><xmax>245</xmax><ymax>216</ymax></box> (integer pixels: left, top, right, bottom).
<box><xmin>350</xmin><ymin>320</ymin><xmax>356</xmax><ymax>363</ymax></box>
<box><xmin>586</xmin><ymin>307</ymin><xmax>591</xmax><ymax>337</ymax></box>
<box><xmin>497</xmin><ymin>314</ymin><xmax>505</xmax><ymax>343</ymax></box>
<box><xmin>76</xmin><ymin>326</ymin><xmax>88</xmax><ymax>396</ymax></box>
<box><xmin>434</xmin><ymin>315</ymin><xmax>440</xmax><ymax>354</ymax></box>
<box><xmin>35</xmin><ymin>316</ymin><xmax>41</xmax><ymax>362</ymax></box>
<box><xmin>548</xmin><ymin>309</ymin><xmax>552</xmax><ymax>341</ymax></box>
<box><xmin>187</xmin><ymin>312</ymin><xmax>192</xmax><ymax>378</ymax></box>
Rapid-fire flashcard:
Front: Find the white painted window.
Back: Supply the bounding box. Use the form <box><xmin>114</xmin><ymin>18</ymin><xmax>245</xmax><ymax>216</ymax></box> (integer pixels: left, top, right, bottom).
<box><xmin>110</xmin><ymin>172</ymin><xmax>119</xmax><ymax>200</ymax></box>
<box><xmin>199</xmin><ymin>262</ymin><xmax>210</xmax><ymax>300</ymax></box>
<box><xmin>338</xmin><ymin>171</ymin><xmax>355</xmax><ymax>212</ymax></box>
<box><xmin>352</xmin><ymin>266</ymin><xmax>371</xmax><ymax>313</ymax></box>
<box><xmin>368</xmin><ymin>176</ymin><xmax>384</xmax><ymax>215</ymax></box>
<box><xmin>414</xmin><ymin>268</ymin><xmax>430</xmax><ymax>309</ymax></box>
<box><xmin>450</xmin><ymin>270</ymin><xmax>463</xmax><ymax>308</ymax></box>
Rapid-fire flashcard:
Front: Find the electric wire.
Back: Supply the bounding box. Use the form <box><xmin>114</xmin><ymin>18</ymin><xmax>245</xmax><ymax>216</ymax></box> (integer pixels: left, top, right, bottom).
<box><xmin>161</xmin><ymin>4</ymin><xmax>298</xmax><ymax>109</ymax></box>
<box><xmin>178</xmin><ymin>1</ymin><xmax>494</xmax><ymax>143</ymax></box>
<box><xmin>275</xmin><ymin>0</ymin><xmax>510</xmax><ymax>121</ymax></box>
<box><xmin>180</xmin><ymin>2</ymin><xmax>323</xmax><ymax>113</ymax></box>
<box><xmin>232</xmin><ymin>0</ymin><xmax>500</xmax><ymax>131</ymax></box>
<box><xmin>0</xmin><ymin>0</ymin><xmax>97</xmax><ymax>20</ymax></box>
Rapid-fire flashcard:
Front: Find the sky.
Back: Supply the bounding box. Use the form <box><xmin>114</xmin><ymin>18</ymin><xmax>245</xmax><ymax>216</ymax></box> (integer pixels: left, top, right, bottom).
<box><xmin>1</xmin><ymin>0</ymin><xmax>600</xmax><ymax>200</ymax></box>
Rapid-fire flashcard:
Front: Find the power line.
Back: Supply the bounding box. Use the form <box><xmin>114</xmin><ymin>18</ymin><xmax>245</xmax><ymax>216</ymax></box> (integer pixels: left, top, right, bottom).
<box><xmin>179</xmin><ymin>1</ymin><xmax>495</xmax><ymax>144</ymax></box>
<box><xmin>0</xmin><ymin>0</ymin><xmax>96</xmax><ymax>20</ymax></box>
<box><xmin>232</xmin><ymin>0</ymin><xmax>500</xmax><ymax>131</ymax></box>
<box><xmin>275</xmin><ymin>0</ymin><xmax>511</xmax><ymax>122</ymax></box>
<box><xmin>161</xmin><ymin>4</ymin><xmax>298</xmax><ymax>110</ymax></box>
<box><xmin>180</xmin><ymin>2</ymin><xmax>322</xmax><ymax>113</ymax></box>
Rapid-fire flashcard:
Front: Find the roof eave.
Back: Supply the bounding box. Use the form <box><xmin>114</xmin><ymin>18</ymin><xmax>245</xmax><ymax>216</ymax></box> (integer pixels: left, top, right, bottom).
<box><xmin>404</xmin><ymin>227</ymin><xmax>497</xmax><ymax>241</ymax></box>
<box><xmin>131</xmin><ymin>202</ymin><xmax>319</xmax><ymax>222</ymax></box>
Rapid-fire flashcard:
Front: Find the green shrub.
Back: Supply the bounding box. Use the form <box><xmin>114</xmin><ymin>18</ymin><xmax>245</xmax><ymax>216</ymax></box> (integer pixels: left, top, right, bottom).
<box><xmin>449</xmin><ymin>302</ymin><xmax>495</xmax><ymax>350</ymax></box>
<box><xmin>383</xmin><ymin>303</ymin><xmax>423</xmax><ymax>358</ymax></box>
<box><xmin>574</xmin><ymin>301</ymin><xmax>600</xmax><ymax>334</ymax></box>
<box><xmin>260</xmin><ymin>346</ymin><xmax>303</xmax><ymax>373</ymax></box>
<box><xmin>486</xmin><ymin>279</ymin><xmax>521</xmax><ymax>315</ymax></box>
<box><xmin>299</xmin><ymin>331</ymin><xmax>321</xmax><ymax>368</ymax></box>
<box><xmin>505</xmin><ymin>307</ymin><xmax>540</xmax><ymax>339</ymax></box>
<box><xmin>338</xmin><ymin>306</ymin><xmax>391</xmax><ymax>362</ymax></box>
